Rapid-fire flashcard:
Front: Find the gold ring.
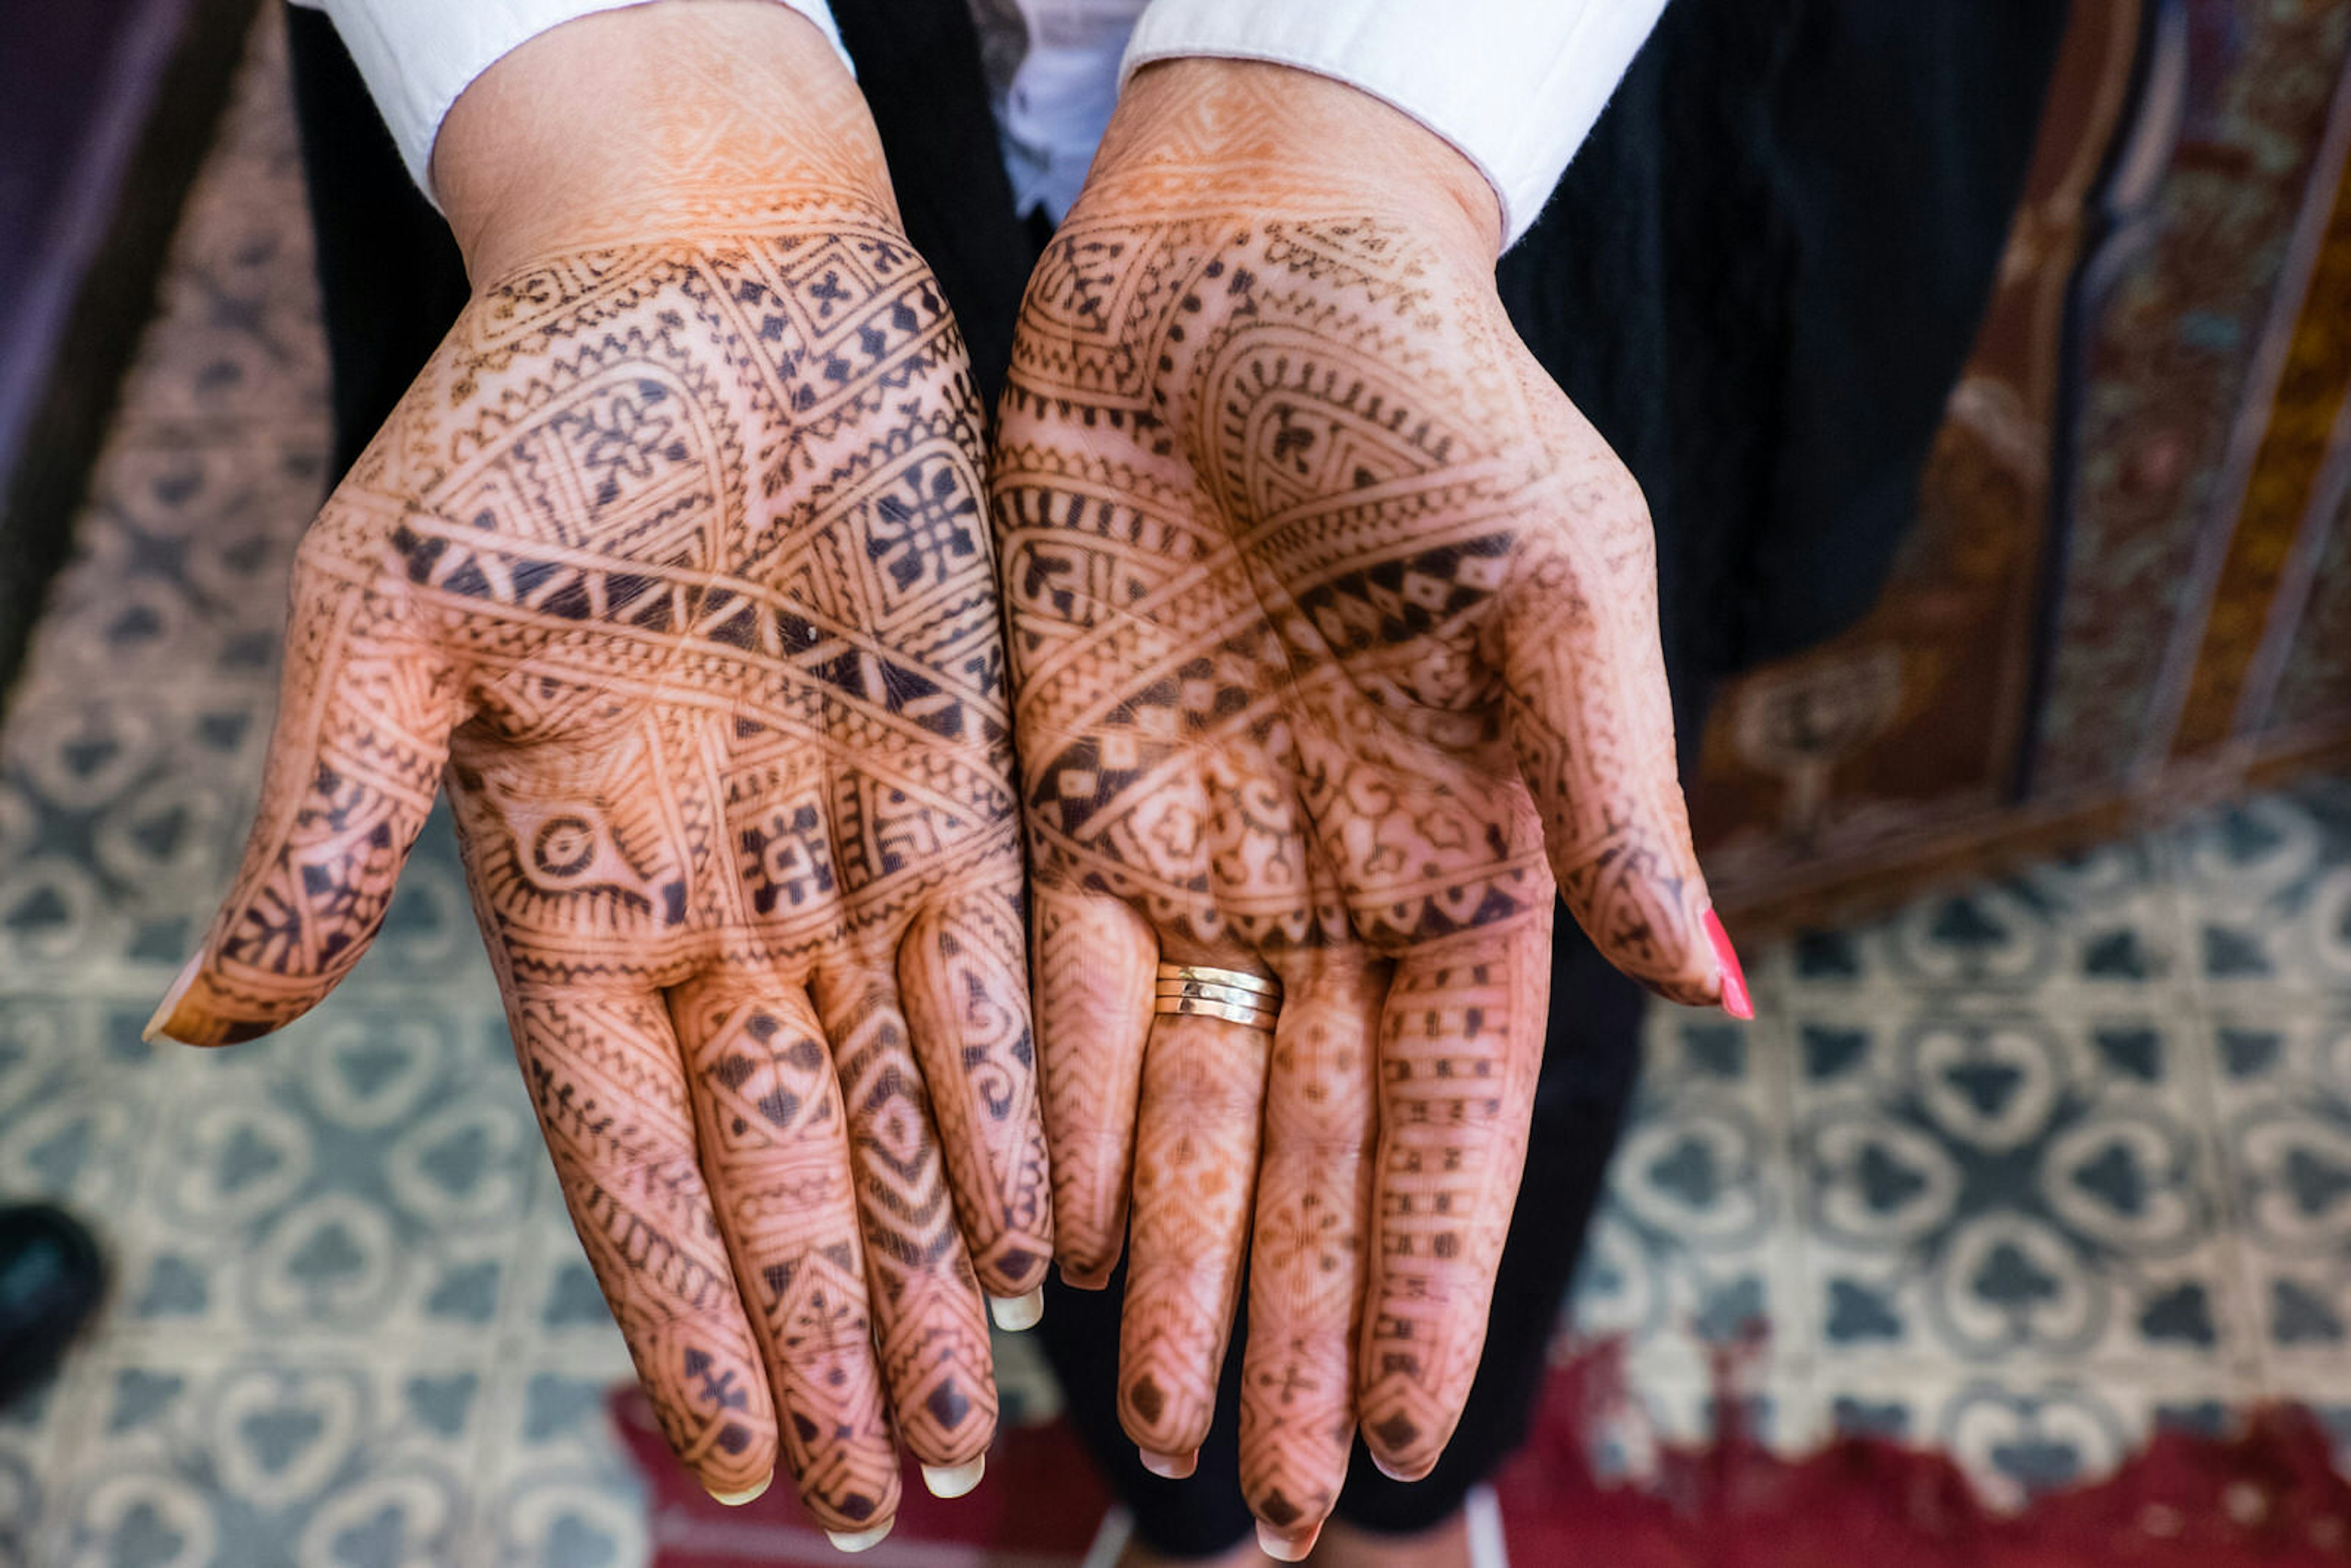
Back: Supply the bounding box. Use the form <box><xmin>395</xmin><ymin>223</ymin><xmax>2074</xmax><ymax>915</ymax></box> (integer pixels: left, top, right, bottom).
<box><xmin>1155</xmin><ymin>978</ymin><xmax>1277</xmax><ymax>1011</ymax></box>
<box><xmin>1155</xmin><ymin>963</ymin><xmax>1278</xmax><ymax>999</ymax></box>
<box><xmin>1153</xmin><ymin>962</ymin><xmax>1280</xmax><ymax>1029</ymax></box>
<box><xmin>1158</xmin><ymin>996</ymin><xmax>1280</xmax><ymax>1030</ymax></box>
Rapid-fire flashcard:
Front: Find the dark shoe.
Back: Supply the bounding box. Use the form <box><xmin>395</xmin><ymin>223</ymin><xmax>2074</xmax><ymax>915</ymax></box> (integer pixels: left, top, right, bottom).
<box><xmin>0</xmin><ymin>1203</ymin><xmax>105</xmax><ymax>1411</ymax></box>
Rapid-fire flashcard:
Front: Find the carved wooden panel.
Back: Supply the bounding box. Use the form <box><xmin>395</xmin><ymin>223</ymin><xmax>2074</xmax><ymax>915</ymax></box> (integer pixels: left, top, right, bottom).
<box><xmin>1694</xmin><ymin>0</ymin><xmax>2351</xmax><ymax>931</ymax></box>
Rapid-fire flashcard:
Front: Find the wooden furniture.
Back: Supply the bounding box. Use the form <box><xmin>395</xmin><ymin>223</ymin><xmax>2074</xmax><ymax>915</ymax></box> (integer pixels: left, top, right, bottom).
<box><xmin>1697</xmin><ymin>0</ymin><xmax>2351</xmax><ymax>929</ymax></box>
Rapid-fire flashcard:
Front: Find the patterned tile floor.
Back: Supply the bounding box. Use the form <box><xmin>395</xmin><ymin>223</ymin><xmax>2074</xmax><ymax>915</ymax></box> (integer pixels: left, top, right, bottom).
<box><xmin>5</xmin><ymin>18</ymin><xmax>2351</xmax><ymax>1566</ymax></box>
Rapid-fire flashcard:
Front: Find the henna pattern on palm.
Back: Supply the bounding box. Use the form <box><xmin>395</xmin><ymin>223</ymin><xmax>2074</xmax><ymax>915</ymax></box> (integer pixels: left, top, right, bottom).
<box><xmin>151</xmin><ymin>211</ymin><xmax>1052</xmax><ymax>1532</ymax></box>
<box><xmin>996</xmin><ymin>63</ymin><xmax>1729</xmax><ymax>1555</ymax></box>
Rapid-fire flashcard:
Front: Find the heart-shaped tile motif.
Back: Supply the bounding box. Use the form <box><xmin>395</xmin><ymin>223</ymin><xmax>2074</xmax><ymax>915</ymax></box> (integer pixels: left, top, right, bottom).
<box><xmin>173</xmin><ymin>1100</ymin><xmax>310</xmax><ymax>1222</ymax></box>
<box><xmin>214</xmin><ymin>1368</ymin><xmax>362</xmax><ymax>1506</ymax></box>
<box><xmin>1941</xmin><ymin>1385</ymin><xmax>2123</xmax><ymax>1511</ymax></box>
<box><xmin>305</xmin><ymin>1018</ymin><xmax>443</xmax><ymax>1130</ymax></box>
<box><xmin>1810</xmin><ymin>1116</ymin><xmax>1957</xmax><ymax>1243</ymax></box>
<box><xmin>387</xmin><ymin>1101</ymin><xmax>525</xmax><ymax>1224</ymax></box>
<box><xmin>1937</xmin><ymin>1217</ymin><xmax>2093</xmax><ymax>1353</ymax></box>
<box><xmin>1911</xmin><ymin>1022</ymin><xmax>2058</xmax><ymax>1152</ymax></box>
<box><xmin>252</xmin><ymin>1195</ymin><xmax>397</xmax><ymax>1328</ymax></box>
<box><xmin>1894</xmin><ymin>887</ymin><xmax>2049</xmax><ymax>985</ymax></box>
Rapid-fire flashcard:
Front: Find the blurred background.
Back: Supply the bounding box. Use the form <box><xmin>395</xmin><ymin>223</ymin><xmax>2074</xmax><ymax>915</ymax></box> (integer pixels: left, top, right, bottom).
<box><xmin>2</xmin><ymin>1</ymin><xmax>2350</xmax><ymax>1564</ymax></box>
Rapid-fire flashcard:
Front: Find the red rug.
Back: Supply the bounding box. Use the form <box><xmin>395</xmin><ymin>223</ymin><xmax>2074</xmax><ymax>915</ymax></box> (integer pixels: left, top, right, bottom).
<box><xmin>616</xmin><ymin>1349</ymin><xmax>2351</xmax><ymax>1566</ymax></box>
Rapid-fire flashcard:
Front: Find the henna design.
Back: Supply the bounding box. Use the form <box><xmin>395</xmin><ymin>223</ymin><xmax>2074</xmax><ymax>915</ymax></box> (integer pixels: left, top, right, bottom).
<box><xmin>996</xmin><ymin>61</ymin><xmax>1725</xmax><ymax>1550</ymax></box>
<box><xmin>151</xmin><ymin>204</ymin><xmax>1051</xmax><ymax>1529</ymax></box>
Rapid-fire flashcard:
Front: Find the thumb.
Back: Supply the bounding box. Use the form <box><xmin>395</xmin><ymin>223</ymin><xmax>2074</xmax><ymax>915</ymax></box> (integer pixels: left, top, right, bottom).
<box><xmin>1496</xmin><ymin>488</ymin><xmax>1749</xmax><ymax>1018</ymax></box>
<box><xmin>148</xmin><ymin>509</ymin><xmax>460</xmax><ymax>1045</ymax></box>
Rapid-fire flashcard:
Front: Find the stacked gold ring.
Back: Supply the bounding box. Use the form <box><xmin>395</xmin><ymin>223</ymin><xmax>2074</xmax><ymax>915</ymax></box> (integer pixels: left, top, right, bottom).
<box><xmin>1153</xmin><ymin>962</ymin><xmax>1280</xmax><ymax>1030</ymax></box>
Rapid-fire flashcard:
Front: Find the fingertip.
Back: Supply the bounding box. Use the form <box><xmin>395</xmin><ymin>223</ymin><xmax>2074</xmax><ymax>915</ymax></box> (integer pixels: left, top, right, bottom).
<box><xmin>988</xmin><ymin>1289</ymin><xmax>1043</xmax><ymax>1332</ymax></box>
<box><xmin>1366</xmin><ymin>1446</ymin><xmax>1436</xmax><ymax>1484</ymax></box>
<box><xmin>1056</xmin><ymin>1253</ymin><xmax>1114</xmax><ymax>1291</ymax></box>
<box><xmin>1703</xmin><ymin>907</ymin><xmax>1753</xmax><ymax>1021</ymax></box>
<box><xmin>141</xmin><ymin>952</ymin><xmax>207</xmax><ymax>1045</ymax></box>
<box><xmin>707</xmin><ymin>1473</ymin><xmax>772</xmax><ymax>1507</ymax></box>
<box><xmin>1138</xmin><ymin>1447</ymin><xmax>1196</xmax><ymax>1480</ymax></box>
<box><xmin>1257</xmin><ymin>1521</ymin><xmax>1321</xmax><ymax>1561</ymax></box>
<box><xmin>826</xmin><ymin>1520</ymin><xmax>894</xmax><ymax>1554</ymax></box>
<box><xmin>921</xmin><ymin>1454</ymin><xmax>985</xmax><ymax>1499</ymax></box>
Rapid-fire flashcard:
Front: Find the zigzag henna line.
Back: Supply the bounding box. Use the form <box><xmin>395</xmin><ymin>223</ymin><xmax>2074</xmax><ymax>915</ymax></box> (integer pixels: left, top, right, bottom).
<box><xmin>1237</xmin><ymin>952</ymin><xmax>1382</xmax><ymax>1537</ymax></box>
<box><xmin>814</xmin><ymin>978</ymin><xmax>999</xmax><ymax>1469</ymax></box>
<box><xmin>669</xmin><ymin>980</ymin><xmax>902</xmax><ymax>1529</ymax></box>
<box><xmin>998</xmin><ymin>64</ymin><xmax>1717</xmax><ymax>1530</ymax></box>
<box><xmin>515</xmin><ymin>989</ymin><xmax>781</xmax><ymax>1496</ymax></box>
<box><xmin>1029</xmin><ymin>887</ymin><xmax>1157</xmax><ymax>1283</ymax></box>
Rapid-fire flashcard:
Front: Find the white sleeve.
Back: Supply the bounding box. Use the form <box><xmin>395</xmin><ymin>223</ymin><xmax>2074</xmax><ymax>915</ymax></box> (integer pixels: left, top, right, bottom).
<box><xmin>304</xmin><ymin>0</ymin><xmax>852</xmax><ymax>204</ymax></box>
<box><xmin>1119</xmin><ymin>1</ymin><xmax>1665</xmax><ymax>247</ymax></box>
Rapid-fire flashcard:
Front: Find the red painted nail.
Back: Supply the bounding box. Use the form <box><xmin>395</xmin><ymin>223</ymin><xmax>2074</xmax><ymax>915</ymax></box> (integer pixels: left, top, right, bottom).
<box><xmin>1704</xmin><ymin>907</ymin><xmax>1753</xmax><ymax>1020</ymax></box>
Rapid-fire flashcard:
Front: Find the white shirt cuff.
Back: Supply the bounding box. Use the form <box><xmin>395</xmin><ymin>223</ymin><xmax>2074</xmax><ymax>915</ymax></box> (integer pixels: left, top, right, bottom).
<box><xmin>1120</xmin><ymin>0</ymin><xmax>1664</xmax><ymax>248</ymax></box>
<box><xmin>306</xmin><ymin>0</ymin><xmax>851</xmax><ymax>207</ymax></box>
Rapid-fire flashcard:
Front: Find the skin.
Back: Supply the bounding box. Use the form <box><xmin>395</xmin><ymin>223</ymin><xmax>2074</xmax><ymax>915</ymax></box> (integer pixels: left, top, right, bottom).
<box><xmin>146</xmin><ymin>4</ymin><xmax>1049</xmax><ymax>1544</ymax></box>
<box><xmin>998</xmin><ymin>61</ymin><xmax>1730</xmax><ymax>1561</ymax></box>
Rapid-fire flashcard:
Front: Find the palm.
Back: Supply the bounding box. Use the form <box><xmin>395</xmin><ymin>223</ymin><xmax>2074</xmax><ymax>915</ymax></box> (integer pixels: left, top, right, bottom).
<box><xmin>157</xmin><ymin>216</ymin><xmax>1049</xmax><ymax>1531</ymax></box>
<box><xmin>997</xmin><ymin>205</ymin><xmax>1716</xmax><ymax>1537</ymax></box>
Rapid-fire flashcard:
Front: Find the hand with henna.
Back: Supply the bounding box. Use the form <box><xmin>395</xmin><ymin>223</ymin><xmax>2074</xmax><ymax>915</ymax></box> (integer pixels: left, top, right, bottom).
<box><xmin>996</xmin><ymin>60</ymin><xmax>1750</xmax><ymax>1559</ymax></box>
<box><xmin>145</xmin><ymin>8</ymin><xmax>1049</xmax><ymax>1546</ymax></box>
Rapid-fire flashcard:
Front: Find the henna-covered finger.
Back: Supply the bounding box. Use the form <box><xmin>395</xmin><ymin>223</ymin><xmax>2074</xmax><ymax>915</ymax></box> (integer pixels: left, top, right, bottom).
<box><xmin>1493</xmin><ymin>433</ymin><xmax>1739</xmax><ymax>1013</ymax></box>
<box><xmin>898</xmin><ymin>878</ymin><xmax>1055</xmax><ymax>1317</ymax></box>
<box><xmin>809</xmin><ymin>969</ymin><xmax>1000</xmax><ymax>1484</ymax></box>
<box><xmin>513</xmin><ymin>986</ymin><xmax>782</xmax><ymax>1502</ymax></box>
<box><xmin>1236</xmin><ymin>951</ymin><xmax>1383</xmax><ymax>1560</ymax></box>
<box><xmin>669</xmin><ymin>975</ymin><xmax>903</xmax><ymax>1538</ymax></box>
<box><xmin>1355</xmin><ymin>918</ymin><xmax>1550</xmax><ymax>1482</ymax></box>
<box><xmin>1119</xmin><ymin>997</ymin><xmax>1273</xmax><ymax>1476</ymax></box>
<box><xmin>1030</xmin><ymin>886</ymin><xmax>1157</xmax><ymax>1288</ymax></box>
<box><xmin>148</xmin><ymin>508</ymin><xmax>463</xmax><ymax>1045</ymax></box>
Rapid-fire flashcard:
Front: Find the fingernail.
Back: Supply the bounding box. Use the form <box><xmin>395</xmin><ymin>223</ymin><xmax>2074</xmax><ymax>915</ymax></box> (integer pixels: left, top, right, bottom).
<box><xmin>1257</xmin><ymin>1521</ymin><xmax>1321</xmax><ymax>1561</ymax></box>
<box><xmin>707</xmin><ymin>1473</ymin><xmax>771</xmax><ymax>1507</ymax></box>
<box><xmin>1368</xmin><ymin>1451</ymin><xmax>1430</xmax><ymax>1484</ymax></box>
<box><xmin>1059</xmin><ymin>1262</ymin><xmax>1111</xmax><ymax>1291</ymax></box>
<box><xmin>921</xmin><ymin>1455</ymin><xmax>984</xmax><ymax>1498</ymax></box>
<box><xmin>1139</xmin><ymin>1447</ymin><xmax>1196</xmax><ymax>1480</ymax></box>
<box><xmin>989</xmin><ymin>1288</ymin><xmax>1043</xmax><ymax>1332</ymax></box>
<box><xmin>1703</xmin><ymin>907</ymin><xmax>1753</xmax><ymax>1021</ymax></box>
<box><xmin>142</xmin><ymin>951</ymin><xmax>205</xmax><ymax>1045</ymax></box>
<box><xmin>826</xmin><ymin>1520</ymin><xmax>893</xmax><ymax>1553</ymax></box>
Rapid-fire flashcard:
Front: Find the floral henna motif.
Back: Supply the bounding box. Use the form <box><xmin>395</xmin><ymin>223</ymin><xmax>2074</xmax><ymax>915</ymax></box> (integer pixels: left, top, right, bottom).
<box><xmin>151</xmin><ymin>212</ymin><xmax>1051</xmax><ymax>1531</ymax></box>
<box><xmin>996</xmin><ymin>60</ymin><xmax>1728</xmax><ymax>1554</ymax></box>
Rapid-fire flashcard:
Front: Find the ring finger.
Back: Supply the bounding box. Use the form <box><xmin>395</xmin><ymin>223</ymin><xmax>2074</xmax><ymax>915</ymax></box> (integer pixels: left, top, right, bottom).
<box><xmin>1116</xmin><ymin>952</ymin><xmax>1279</xmax><ymax>1478</ymax></box>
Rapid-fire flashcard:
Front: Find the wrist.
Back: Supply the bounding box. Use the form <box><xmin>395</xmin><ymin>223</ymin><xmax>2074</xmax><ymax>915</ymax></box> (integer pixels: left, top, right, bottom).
<box><xmin>1086</xmin><ymin>58</ymin><xmax>1502</xmax><ymax>262</ymax></box>
<box><xmin>434</xmin><ymin>1</ymin><xmax>896</xmax><ymax>283</ymax></box>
